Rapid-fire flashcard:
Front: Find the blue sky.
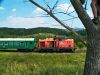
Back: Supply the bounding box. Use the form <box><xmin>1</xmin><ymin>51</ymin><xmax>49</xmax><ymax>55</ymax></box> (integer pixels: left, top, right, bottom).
<box><xmin>0</xmin><ymin>0</ymin><xmax>93</xmax><ymax>29</ymax></box>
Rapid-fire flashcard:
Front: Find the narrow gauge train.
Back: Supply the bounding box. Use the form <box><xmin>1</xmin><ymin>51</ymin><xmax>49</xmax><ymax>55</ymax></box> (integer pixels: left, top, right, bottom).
<box><xmin>0</xmin><ymin>36</ymin><xmax>76</xmax><ymax>52</ymax></box>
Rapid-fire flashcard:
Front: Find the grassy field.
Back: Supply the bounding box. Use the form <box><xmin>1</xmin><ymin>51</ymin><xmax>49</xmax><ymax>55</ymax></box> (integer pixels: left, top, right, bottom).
<box><xmin>0</xmin><ymin>52</ymin><xmax>85</xmax><ymax>75</ymax></box>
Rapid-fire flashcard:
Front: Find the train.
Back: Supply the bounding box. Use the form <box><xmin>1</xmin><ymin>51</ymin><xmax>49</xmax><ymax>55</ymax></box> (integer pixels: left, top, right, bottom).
<box><xmin>0</xmin><ymin>36</ymin><xmax>76</xmax><ymax>52</ymax></box>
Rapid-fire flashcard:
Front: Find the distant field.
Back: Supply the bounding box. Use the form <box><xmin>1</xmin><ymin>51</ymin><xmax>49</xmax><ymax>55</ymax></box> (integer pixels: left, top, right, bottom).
<box><xmin>0</xmin><ymin>52</ymin><xmax>85</xmax><ymax>75</ymax></box>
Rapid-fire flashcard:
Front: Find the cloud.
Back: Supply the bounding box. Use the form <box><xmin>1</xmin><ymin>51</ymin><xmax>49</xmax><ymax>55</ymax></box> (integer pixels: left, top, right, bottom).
<box><xmin>0</xmin><ymin>15</ymin><xmax>48</xmax><ymax>28</ymax></box>
<box><xmin>34</xmin><ymin>8</ymin><xmax>43</xmax><ymax>13</ymax></box>
<box><xmin>0</xmin><ymin>15</ymin><xmax>66</xmax><ymax>29</ymax></box>
<box><xmin>12</xmin><ymin>8</ymin><xmax>16</xmax><ymax>12</ymax></box>
<box><xmin>0</xmin><ymin>6</ymin><xmax>5</xmax><ymax>11</ymax></box>
<box><xmin>57</xmin><ymin>3</ymin><xmax>74</xmax><ymax>12</ymax></box>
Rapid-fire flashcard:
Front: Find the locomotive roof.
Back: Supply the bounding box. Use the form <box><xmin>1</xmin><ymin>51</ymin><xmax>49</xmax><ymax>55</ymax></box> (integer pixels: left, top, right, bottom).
<box><xmin>0</xmin><ymin>38</ymin><xmax>34</xmax><ymax>41</ymax></box>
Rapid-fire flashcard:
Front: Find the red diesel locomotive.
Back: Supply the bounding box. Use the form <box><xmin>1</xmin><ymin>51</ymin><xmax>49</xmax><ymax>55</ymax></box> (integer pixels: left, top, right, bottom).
<box><xmin>37</xmin><ymin>36</ymin><xmax>76</xmax><ymax>52</ymax></box>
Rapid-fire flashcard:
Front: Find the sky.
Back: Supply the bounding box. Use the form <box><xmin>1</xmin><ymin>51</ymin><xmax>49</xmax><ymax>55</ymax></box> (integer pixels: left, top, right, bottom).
<box><xmin>0</xmin><ymin>0</ymin><xmax>93</xmax><ymax>29</ymax></box>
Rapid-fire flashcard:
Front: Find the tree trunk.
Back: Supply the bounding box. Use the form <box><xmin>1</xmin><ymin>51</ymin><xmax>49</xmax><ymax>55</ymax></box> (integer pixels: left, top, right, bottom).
<box><xmin>83</xmin><ymin>3</ymin><xmax>100</xmax><ymax>74</ymax></box>
<box><xmin>70</xmin><ymin>0</ymin><xmax>100</xmax><ymax>75</ymax></box>
<box><xmin>84</xmin><ymin>29</ymin><xmax>100</xmax><ymax>75</ymax></box>
<box><xmin>80</xmin><ymin>0</ymin><xmax>85</xmax><ymax>4</ymax></box>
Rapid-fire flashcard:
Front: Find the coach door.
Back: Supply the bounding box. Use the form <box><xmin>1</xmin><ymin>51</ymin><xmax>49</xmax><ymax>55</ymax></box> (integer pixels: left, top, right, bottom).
<box><xmin>25</xmin><ymin>42</ymin><xmax>29</xmax><ymax>49</ymax></box>
<box><xmin>20</xmin><ymin>41</ymin><xmax>25</xmax><ymax>49</ymax></box>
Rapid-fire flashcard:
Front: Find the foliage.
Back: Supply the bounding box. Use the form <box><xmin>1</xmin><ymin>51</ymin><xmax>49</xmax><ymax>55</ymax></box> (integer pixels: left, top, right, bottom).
<box><xmin>0</xmin><ymin>27</ymin><xmax>86</xmax><ymax>37</ymax></box>
<box><xmin>0</xmin><ymin>27</ymin><xmax>68</xmax><ymax>37</ymax></box>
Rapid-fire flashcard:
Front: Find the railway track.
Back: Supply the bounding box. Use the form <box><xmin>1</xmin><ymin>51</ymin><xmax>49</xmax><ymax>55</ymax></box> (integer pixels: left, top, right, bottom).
<box><xmin>0</xmin><ymin>49</ymin><xmax>86</xmax><ymax>53</ymax></box>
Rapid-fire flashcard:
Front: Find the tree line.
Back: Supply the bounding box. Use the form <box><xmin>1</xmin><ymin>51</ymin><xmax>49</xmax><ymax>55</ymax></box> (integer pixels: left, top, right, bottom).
<box><xmin>0</xmin><ymin>27</ymin><xmax>86</xmax><ymax>38</ymax></box>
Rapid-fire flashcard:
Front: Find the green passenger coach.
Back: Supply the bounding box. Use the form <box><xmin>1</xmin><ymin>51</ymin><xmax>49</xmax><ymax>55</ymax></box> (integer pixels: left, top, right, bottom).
<box><xmin>0</xmin><ymin>38</ymin><xmax>35</xmax><ymax>51</ymax></box>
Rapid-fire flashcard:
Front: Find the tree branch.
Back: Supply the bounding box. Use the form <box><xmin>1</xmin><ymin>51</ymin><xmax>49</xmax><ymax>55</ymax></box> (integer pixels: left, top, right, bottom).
<box><xmin>53</xmin><ymin>11</ymin><xmax>77</xmax><ymax>18</ymax></box>
<box><xmin>70</xmin><ymin>0</ymin><xmax>97</xmax><ymax>32</ymax></box>
<box><xmin>43</xmin><ymin>0</ymin><xmax>52</xmax><ymax>11</ymax></box>
<box><xmin>52</xmin><ymin>0</ymin><xmax>60</xmax><ymax>11</ymax></box>
<box><xmin>29</xmin><ymin>0</ymin><xmax>86</xmax><ymax>46</ymax></box>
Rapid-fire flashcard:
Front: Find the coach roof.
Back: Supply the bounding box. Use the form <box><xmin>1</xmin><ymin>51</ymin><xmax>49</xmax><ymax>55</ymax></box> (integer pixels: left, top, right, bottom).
<box><xmin>0</xmin><ymin>38</ymin><xmax>35</xmax><ymax>41</ymax></box>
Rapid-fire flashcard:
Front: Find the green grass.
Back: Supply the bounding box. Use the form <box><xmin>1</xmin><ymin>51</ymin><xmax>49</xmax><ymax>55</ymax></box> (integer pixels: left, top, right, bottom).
<box><xmin>0</xmin><ymin>52</ymin><xmax>85</xmax><ymax>75</ymax></box>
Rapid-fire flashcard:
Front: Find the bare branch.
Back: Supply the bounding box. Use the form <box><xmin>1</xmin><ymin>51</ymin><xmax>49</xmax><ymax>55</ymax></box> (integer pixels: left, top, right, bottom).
<box><xmin>66</xmin><ymin>4</ymin><xmax>72</xmax><ymax>13</ymax></box>
<box><xmin>29</xmin><ymin>0</ymin><xmax>86</xmax><ymax>45</ymax></box>
<box><xmin>67</xmin><ymin>11</ymin><xmax>75</xmax><ymax>15</ymax></box>
<box><xmin>43</xmin><ymin>0</ymin><xmax>52</xmax><ymax>12</ymax></box>
<box><xmin>62</xmin><ymin>17</ymin><xmax>78</xmax><ymax>21</ymax></box>
<box><xmin>52</xmin><ymin>0</ymin><xmax>60</xmax><ymax>11</ymax></box>
<box><xmin>70</xmin><ymin>0</ymin><xmax>97</xmax><ymax>32</ymax></box>
<box><xmin>53</xmin><ymin>11</ymin><xmax>77</xmax><ymax>18</ymax></box>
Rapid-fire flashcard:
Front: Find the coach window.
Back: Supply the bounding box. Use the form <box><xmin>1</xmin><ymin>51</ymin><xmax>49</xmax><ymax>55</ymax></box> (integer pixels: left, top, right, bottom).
<box><xmin>0</xmin><ymin>42</ymin><xmax>3</xmax><ymax>45</ymax></box>
<box><xmin>9</xmin><ymin>42</ymin><xmax>13</xmax><ymax>45</ymax></box>
<box><xmin>30</xmin><ymin>42</ymin><xmax>32</xmax><ymax>45</ymax></box>
<box><xmin>5</xmin><ymin>42</ymin><xmax>8</xmax><ymax>45</ymax></box>
<box><xmin>14</xmin><ymin>42</ymin><xmax>18</xmax><ymax>46</ymax></box>
<box><xmin>20</xmin><ymin>42</ymin><xmax>23</xmax><ymax>45</ymax></box>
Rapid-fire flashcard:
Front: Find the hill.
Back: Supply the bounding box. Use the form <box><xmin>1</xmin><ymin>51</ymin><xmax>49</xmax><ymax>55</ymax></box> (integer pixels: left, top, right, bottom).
<box><xmin>0</xmin><ymin>27</ymin><xmax>85</xmax><ymax>38</ymax></box>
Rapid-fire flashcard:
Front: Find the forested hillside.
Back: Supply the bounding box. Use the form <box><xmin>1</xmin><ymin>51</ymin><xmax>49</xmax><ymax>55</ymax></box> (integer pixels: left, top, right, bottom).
<box><xmin>0</xmin><ymin>27</ymin><xmax>86</xmax><ymax>38</ymax></box>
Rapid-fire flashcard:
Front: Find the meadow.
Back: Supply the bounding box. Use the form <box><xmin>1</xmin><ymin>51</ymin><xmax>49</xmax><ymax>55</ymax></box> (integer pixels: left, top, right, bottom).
<box><xmin>0</xmin><ymin>52</ymin><xmax>85</xmax><ymax>75</ymax></box>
